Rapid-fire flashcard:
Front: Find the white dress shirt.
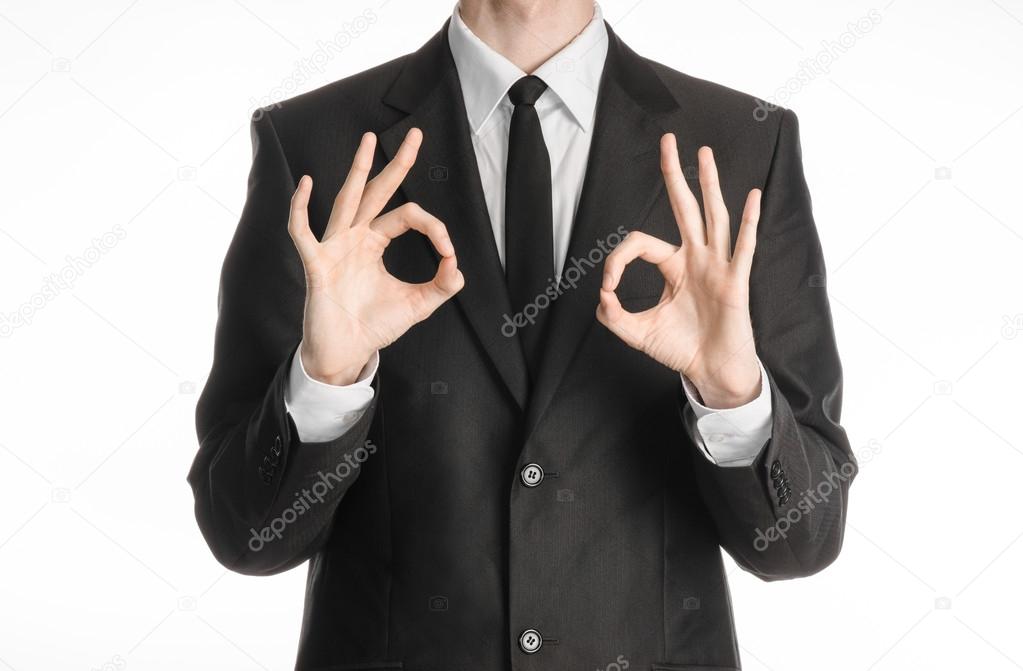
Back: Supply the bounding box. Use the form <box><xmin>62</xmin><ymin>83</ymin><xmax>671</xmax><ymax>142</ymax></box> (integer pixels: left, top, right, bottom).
<box><xmin>284</xmin><ymin>2</ymin><xmax>773</xmax><ymax>466</ymax></box>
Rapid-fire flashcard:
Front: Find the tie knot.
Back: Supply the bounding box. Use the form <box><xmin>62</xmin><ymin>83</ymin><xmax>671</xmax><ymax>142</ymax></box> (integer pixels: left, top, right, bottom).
<box><xmin>508</xmin><ymin>75</ymin><xmax>548</xmax><ymax>106</ymax></box>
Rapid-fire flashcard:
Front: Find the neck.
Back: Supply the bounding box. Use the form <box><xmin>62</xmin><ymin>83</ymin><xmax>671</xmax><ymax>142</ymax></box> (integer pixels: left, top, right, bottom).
<box><xmin>458</xmin><ymin>0</ymin><xmax>594</xmax><ymax>73</ymax></box>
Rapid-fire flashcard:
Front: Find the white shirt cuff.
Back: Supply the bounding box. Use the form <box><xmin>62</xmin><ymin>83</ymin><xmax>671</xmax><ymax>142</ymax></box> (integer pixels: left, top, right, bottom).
<box><xmin>681</xmin><ymin>358</ymin><xmax>773</xmax><ymax>467</ymax></box>
<box><xmin>283</xmin><ymin>347</ymin><xmax>378</xmax><ymax>444</ymax></box>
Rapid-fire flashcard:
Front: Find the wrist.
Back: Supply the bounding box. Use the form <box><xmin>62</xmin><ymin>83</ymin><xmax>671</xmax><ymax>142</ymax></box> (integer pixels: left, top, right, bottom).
<box><xmin>687</xmin><ymin>357</ymin><xmax>762</xmax><ymax>409</ymax></box>
<box><xmin>299</xmin><ymin>343</ymin><xmax>372</xmax><ymax>387</ymax></box>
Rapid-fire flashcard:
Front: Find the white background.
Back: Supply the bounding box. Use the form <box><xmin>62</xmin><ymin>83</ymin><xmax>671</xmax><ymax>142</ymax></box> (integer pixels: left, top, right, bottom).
<box><xmin>1</xmin><ymin>0</ymin><xmax>1021</xmax><ymax>669</ymax></box>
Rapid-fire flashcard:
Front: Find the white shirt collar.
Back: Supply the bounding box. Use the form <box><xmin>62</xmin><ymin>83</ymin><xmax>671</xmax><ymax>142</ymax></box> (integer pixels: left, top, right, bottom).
<box><xmin>447</xmin><ymin>2</ymin><xmax>609</xmax><ymax>135</ymax></box>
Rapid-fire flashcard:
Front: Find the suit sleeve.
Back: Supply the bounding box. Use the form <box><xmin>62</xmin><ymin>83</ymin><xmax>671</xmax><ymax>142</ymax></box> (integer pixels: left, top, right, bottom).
<box><xmin>188</xmin><ymin>110</ymin><xmax>377</xmax><ymax>576</ymax></box>
<box><xmin>684</xmin><ymin>108</ymin><xmax>856</xmax><ymax>581</ymax></box>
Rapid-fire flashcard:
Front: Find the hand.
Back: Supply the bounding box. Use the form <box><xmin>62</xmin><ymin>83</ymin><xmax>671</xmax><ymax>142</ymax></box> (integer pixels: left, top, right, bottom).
<box><xmin>597</xmin><ymin>135</ymin><xmax>762</xmax><ymax>409</ymax></box>
<box><xmin>288</xmin><ymin>128</ymin><xmax>464</xmax><ymax>385</ymax></box>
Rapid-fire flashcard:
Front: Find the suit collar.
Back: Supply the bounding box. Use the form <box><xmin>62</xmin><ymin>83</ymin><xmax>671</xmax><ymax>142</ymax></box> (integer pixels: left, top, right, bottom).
<box><xmin>379</xmin><ymin>22</ymin><xmax>683</xmax><ymax>422</ymax></box>
<box><xmin>381</xmin><ymin>21</ymin><xmax>679</xmax><ymax>143</ymax></box>
<box><xmin>382</xmin><ymin>20</ymin><xmax>678</xmax><ymax>125</ymax></box>
<box><xmin>380</xmin><ymin>25</ymin><xmax>531</xmax><ymax>410</ymax></box>
<box><xmin>520</xmin><ymin>27</ymin><xmax>683</xmax><ymax>437</ymax></box>
<box><xmin>446</xmin><ymin>3</ymin><xmax>609</xmax><ymax>134</ymax></box>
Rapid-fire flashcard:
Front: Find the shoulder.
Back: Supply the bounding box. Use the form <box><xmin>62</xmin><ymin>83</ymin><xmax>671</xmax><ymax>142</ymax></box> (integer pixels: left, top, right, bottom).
<box><xmin>644</xmin><ymin>57</ymin><xmax>797</xmax><ymax>156</ymax></box>
<box><xmin>252</xmin><ymin>53</ymin><xmax>409</xmax><ymax>148</ymax></box>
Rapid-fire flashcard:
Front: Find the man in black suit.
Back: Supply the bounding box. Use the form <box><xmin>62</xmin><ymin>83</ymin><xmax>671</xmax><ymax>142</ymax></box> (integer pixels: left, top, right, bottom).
<box><xmin>189</xmin><ymin>1</ymin><xmax>855</xmax><ymax>669</ymax></box>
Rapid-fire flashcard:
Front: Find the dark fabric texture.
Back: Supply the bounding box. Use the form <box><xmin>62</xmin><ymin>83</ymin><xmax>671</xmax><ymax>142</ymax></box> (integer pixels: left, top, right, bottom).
<box><xmin>188</xmin><ymin>21</ymin><xmax>855</xmax><ymax>671</ymax></box>
<box><xmin>505</xmin><ymin>75</ymin><xmax>554</xmax><ymax>383</ymax></box>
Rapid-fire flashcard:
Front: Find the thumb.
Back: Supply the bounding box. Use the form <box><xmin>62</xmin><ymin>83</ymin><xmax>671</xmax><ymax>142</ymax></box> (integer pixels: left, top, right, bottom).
<box><xmin>411</xmin><ymin>255</ymin><xmax>464</xmax><ymax>320</ymax></box>
<box><xmin>596</xmin><ymin>288</ymin><xmax>645</xmax><ymax>350</ymax></box>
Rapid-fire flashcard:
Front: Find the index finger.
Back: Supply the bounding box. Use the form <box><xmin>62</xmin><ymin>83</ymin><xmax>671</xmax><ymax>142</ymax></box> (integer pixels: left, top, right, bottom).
<box><xmin>602</xmin><ymin>231</ymin><xmax>677</xmax><ymax>292</ymax></box>
<box><xmin>370</xmin><ymin>203</ymin><xmax>455</xmax><ymax>257</ymax></box>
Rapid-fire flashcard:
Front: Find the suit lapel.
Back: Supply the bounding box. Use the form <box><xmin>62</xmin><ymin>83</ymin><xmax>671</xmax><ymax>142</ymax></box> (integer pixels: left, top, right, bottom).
<box><xmin>522</xmin><ymin>27</ymin><xmax>683</xmax><ymax>438</ymax></box>
<box><xmin>375</xmin><ymin>24</ymin><xmax>683</xmax><ymax>423</ymax></box>
<box><xmin>378</xmin><ymin>25</ymin><xmax>530</xmax><ymax>410</ymax></box>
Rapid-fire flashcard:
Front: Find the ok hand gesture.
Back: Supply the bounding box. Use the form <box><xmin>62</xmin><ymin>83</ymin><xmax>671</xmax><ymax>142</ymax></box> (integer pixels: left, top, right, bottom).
<box><xmin>598</xmin><ymin>135</ymin><xmax>762</xmax><ymax>409</ymax></box>
<box><xmin>288</xmin><ymin>129</ymin><xmax>464</xmax><ymax>385</ymax></box>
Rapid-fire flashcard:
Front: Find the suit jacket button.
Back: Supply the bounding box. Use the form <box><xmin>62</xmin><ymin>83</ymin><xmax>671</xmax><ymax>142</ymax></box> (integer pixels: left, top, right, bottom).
<box><xmin>770</xmin><ymin>461</ymin><xmax>782</xmax><ymax>477</ymax></box>
<box><xmin>518</xmin><ymin>629</ymin><xmax>542</xmax><ymax>654</ymax></box>
<box><xmin>520</xmin><ymin>463</ymin><xmax>544</xmax><ymax>488</ymax></box>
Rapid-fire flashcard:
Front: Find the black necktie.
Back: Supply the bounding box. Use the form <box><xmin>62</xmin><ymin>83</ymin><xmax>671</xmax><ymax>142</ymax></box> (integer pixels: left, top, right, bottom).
<box><xmin>505</xmin><ymin>75</ymin><xmax>555</xmax><ymax>384</ymax></box>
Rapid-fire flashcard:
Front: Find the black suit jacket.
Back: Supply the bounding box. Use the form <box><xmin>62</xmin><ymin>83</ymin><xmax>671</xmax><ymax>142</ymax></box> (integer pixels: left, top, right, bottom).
<box><xmin>189</xmin><ymin>21</ymin><xmax>854</xmax><ymax>671</ymax></box>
